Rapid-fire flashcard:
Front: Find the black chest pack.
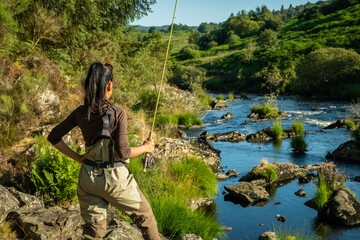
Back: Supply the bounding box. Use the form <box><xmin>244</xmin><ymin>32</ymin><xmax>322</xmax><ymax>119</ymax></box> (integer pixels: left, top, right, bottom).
<box><xmin>84</xmin><ymin>106</ymin><xmax>127</xmax><ymax>168</ymax></box>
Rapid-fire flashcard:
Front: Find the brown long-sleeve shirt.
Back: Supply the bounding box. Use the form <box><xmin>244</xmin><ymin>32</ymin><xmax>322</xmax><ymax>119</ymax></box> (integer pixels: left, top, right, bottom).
<box><xmin>47</xmin><ymin>105</ymin><xmax>131</xmax><ymax>159</ymax></box>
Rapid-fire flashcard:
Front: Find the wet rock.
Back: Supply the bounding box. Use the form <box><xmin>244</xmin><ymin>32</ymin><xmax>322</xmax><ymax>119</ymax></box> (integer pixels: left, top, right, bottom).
<box><xmin>0</xmin><ymin>185</ymin><xmax>20</xmax><ymax>222</ymax></box>
<box><xmin>222</xmin><ymin>226</ymin><xmax>232</xmax><ymax>231</ymax></box>
<box><xmin>355</xmin><ymin>176</ymin><xmax>360</xmax><ymax>182</ymax></box>
<box><xmin>188</xmin><ymin>198</ymin><xmax>213</xmax><ymax>211</ymax></box>
<box><xmin>178</xmin><ymin>129</ymin><xmax>188</xmax><ymax>139</ymax></box>
<box><xmin>178</xmin><ymin>125</ymin><xmax>206</xmax><ymax>130</ymax></box>
<box><xmin>276</xmin><ymin>214</ymin><xmax>287</xmax><ymax>222</ymax></box>
<box><xmin>259</xmin><ymin>223</ymin><xmax>264</xmax><ymax>226</ymax></box>
<box><xmin>259</xmin><ymin>231</ymin><xmax>277</xmax><ymax>240</ymax></box>
<box><xmin>224</xmin><ymin>182</ymin><xmax>269</xmax><ymax>204</ymax></box>
<box><xmin>324</xmin><ymin>119</ymin><xmax>347</xmax><ymax>129</ymax></box>
<box><xmin>311</xmin><ymin>107</ymin><xmax>319</xmax><ymax>111</ymax></box>
<box><xmin>247</xmin><ymin>112</ymin><xmax>287</xmax><ymax>120</ymax></box>
<box><xmin>199</xmin><ymin>131</ymin><xmax>246</xmax><ymax>143</ymax></box>
<box><xmin>295</xmin><ymin>189</ymin><xmax>307</xmax><ymax>198</ymax></box>
<box><xmin>240</xmin><ymin>162</ymin><xmax>320</xmax><ymax>187</ymax></box>
<box><xmin>246</xmin><ymin>128</ymin><xmax>305</xmax><ymax>143</ymax></box>
<box><xmin>326</xmin><ymin>140</ymin><xmax>360</xmax><ymax>163</ymax></box>
<box><xmin>298</xmin><ymin>173</ymin><xmax>316</xmax><ymax>184</ymax></box>
<box><xmin>319</xmin><ymin>189</ymin><xmax>360</xmax><ymax>226</ymax></box>
<box><xmin>210</xmin><ymin>100</ymin><xmax>228</xmax><ymax>110</ymax></box>
<box><xmin>178</xmin><ymin>234</ymin><xmax>202</xmax><ymax>240</ymax></box>
<box><xmin>216</xmin><ymin>174</ymin><xmax>229</xmax><ymax>181</ymax></box>
<box><xmin>220</xmin><ymin>112</ymin><xmax>234</xmax><ymax>119</ymax></box>
<box><xmin>225</xmin><ymin>169</ymin><xmax>239</xmax><ymax>178</ymax></box>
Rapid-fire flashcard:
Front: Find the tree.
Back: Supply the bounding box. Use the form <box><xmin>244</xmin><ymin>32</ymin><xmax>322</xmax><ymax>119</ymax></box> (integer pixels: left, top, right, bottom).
<box><xmin>148</xmin><ymin>27</ymin><xmax>156</xmax><ymax>33</ymax></box>
<box><xmin>188</xmin><ymin>29</ymin><xmax>201</xmax><ymax>44</ymax></box>
<box><xmin>258</xmin><ymin>29</ymin><xmax>278</xmax><ymax>47</ymax></box>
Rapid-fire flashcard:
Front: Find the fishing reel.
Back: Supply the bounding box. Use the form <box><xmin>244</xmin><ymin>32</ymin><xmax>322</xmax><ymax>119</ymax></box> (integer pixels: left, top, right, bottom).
<box><xmin>143</xmin><ymin>153</ymin><xmax>156</xmax><ymax>170</ymax></box>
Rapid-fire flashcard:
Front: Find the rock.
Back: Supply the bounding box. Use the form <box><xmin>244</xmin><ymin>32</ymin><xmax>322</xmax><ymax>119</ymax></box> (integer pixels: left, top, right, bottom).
<box><xmin>259</xmin><ymin>223</ymin><xmax>264</xmax><ymax>226</ymax></box>
<box><xmin>324</xmin><ymin>119</ymin><xmax>347</xmax><ymax>129</ymax></box>
<box><xmin>355</xmin><ymin>176</ymin><xmax>360</xmax><ymax>182</ymax></box>
<box><xmin>178</xmin><ymin>129</ymin><xmax>188</xmax><ymax>139</ymax></box>
<box><xmin>216</xmin><ymin>174</ymin><xmax>229</xmax><ymax>181</ymax></box>
<box><xmin>220</xmin><ymin>112</ymin><xmax>234</xmax><ymax>119</ymax></box>
<box><xmin>178</xmin><ymin>234</ymin><xmax>202</xmax><ymax>240</ymax></box>
<box><xmin>34</xmin><ymin>88</ymin><xmax>62</xmax><ymax>124</ymax></box>
<box><xmin>225</xmin><ymin>169</ymin><xmax>239</xmax><ymax>178</ymax></box>
<box><xmin>259</xmin><ymin>231</ymin><xmax>277</xmax><ymax>240</ymax></box>
<box><xmin>6</xmin><ymin>206</ymin><xmax>82</xmax><ymax>240</ymax></box>
<box><xmin>210</xmin><ymin>100</ymin><xmax>228</xmax><ymax>110</ymax></box>
<box><xmin>295</xmin><ymin>189</ymin><xmax>307</xmax><ymax>198</ymax></box>
<box><xmin>246</xmin><ymin>128</ymin><xmax>274</xmax><ymax>142</ymax></box>
<box><xmin>199</xmin><ymin>131</ymin><xmax>246</xmax><ymax>143</ymax></box>
<box><xmin>298</xmin><ymin>173</ymin><xmax>316</xmax><ymax>183</ymax></box>
<box><xmin>224</xmin><ymin>182</ymin><xmax>269</xmax><ymax>204</ymax></box>
<box><xmin>0</xmin><ymin>185</ymin><xmax>20</xmax><ymax>222</ymax></box>
<box><xmin>7</xmin><ymin>187</ymin><xmax>44</xmax><ymax>208</ymax></box>
<box><xmin>275</xmin><ymin>214</ymin><xmax>286</xmax><ymax>222</ymax></box>
<box><xmin>326</xmin><ymin>140</ymin><xmax>360</xmax><ymax>163</ymax></box>
<box><xmin>319</xmin><ymin>189</ymin><xmax>360</xmax><ymax>226</ymax></box>
<box><xmin>247</xmin><ymin>112</ymin><xmax>287</xmax><ymax>120</ymax></box>
<box><xmin>240</xmin><ymin>162</ymin><xmax>320</xmax><ymax>187</ymax></box>
<box><xmin>188</xmin><ymin>198</ymin><xmax>213</xmax><ymax>211</ymax></box>
<box><xmin>178</xmin><ymin>125</ymin><xmax>206</xmax><ymax>130</ymax></box>
<box><xmin>222</xmin><ymin>226</ymin><xmax>232</xmax><ymax>231</ymax></box>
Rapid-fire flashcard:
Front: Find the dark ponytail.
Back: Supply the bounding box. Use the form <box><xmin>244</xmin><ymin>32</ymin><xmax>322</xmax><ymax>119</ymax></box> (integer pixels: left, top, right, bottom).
<box><xmin>84</xmin><ymin>62</ymin><xmax>113</xmax><ymax>120</ymax></box>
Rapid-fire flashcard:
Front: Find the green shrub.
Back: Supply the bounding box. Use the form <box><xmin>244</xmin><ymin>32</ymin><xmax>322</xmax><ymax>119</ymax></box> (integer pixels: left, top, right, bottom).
<box><xmin>271</xmin><ymin>120</ymin><xmax>283</xmax><ymax>139</ymax></box>
<box><xmin>252</xmin><ymin>164</ymin><xmax>277</xmax><ymax>183</ymax></box>
<box><xmin>216</xmin><ymin>95</ymin><xmax>224</xmax><ymax>100</ymax></box>
<box><xmin>31</xmin><ymin>135</ymin><xmax>81</xmax><ymax>205</ymax></box>
<box><xmin>292</xmin><ymin>122</ymin><xmax>304</xmax><ymax>135</ymax></box>
<box><xmin>227</xmin><ymin>93</ymin><xmax>234</xmax><ymax>99</ymax></box>
<box><xmin>178</xmin><ymin>112</ymin><xmax>203</xmax><ymax>126</ymax></box>
<box><xmin>179</xmin><ymin>46</ymin><xmax>200</xmax><ymax>60</ymax></box>
<box><xmin>291</xmin><ymin>136</ymin><xmax>307</xmax><ymax>153</ymax></box>
<box><xmin>156</xmin><ymin>112</ymin><xmax>202</xmax><ymax>127</ymax></box>
<box><xmin>351</xmin><ymin>125</ymin><xmax>360</xmax><ymax>141</ymax></box>
<box><xmin>137</xmin><ymin>88</ymin><xmax>165</xmax><ymax>113</ymax></box>
<box><xmin>345</xmin><ymin>119</ymin><xmax>355</xmax><ymax>129</ymax></box>
<box><xmin>127</xmin><ymin>156</ymin><xmax>222</xmax><ymax>239</ymax></box>
<box><xmin>313</xmin><ymin>176</ymin><xmax>333</xmax><ymax>211</ymax></box>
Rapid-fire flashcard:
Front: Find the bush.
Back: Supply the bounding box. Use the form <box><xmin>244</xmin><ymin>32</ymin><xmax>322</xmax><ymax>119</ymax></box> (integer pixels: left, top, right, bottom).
<box><xmin>227</xmin><ymin>93</ymin><xmax>234</xmax><ymax>99</ymax></box>
<box><xmin>292</xmin><ymin>122</ymin><xmax>304</xmax><ymax>135</ymax></box>
<box><xmin>169</xmin><ymin>65</ymin><xmax>205</xmax><ymax>92</ymax></box>
<box><xmin>135</xmin><ymin>88</ymin><xmax>165</xmax><ymax>113</ymax></box>
<box><xmin>156</xmin><ymin>112</ymin><xmax>202</xmax><ymax>127</ymax></box>
<box><xmin>178</xmin><ymin>112</ymin><xmax>203</xmax><ymax>126</ymax></box>
<box><xmin>351</xmin><ymin>125</ymin><xmax>360</xmax><ymax>141</ymax></box>
<box><xmin>179</xmin><ymin>46</ymin><xmax>200</xmax><ymax>60</ymax></box>
<box><xmin>271</xmin><ymin>120</ymin><xmax>283</xmax><ymax>139</ymax></box>
<box><xmin>216</xmin><ymin>95</ymin><xmax>224</xmax><ymax>100</ymax></box>
<box><xmin>345</xmin><ymin>119</ymin><xmax>355</xmax><ymax>129</ymax></box>
<box><xmin>291</xmin><ymin>136</ymin><xmax>307</xmax><ymax>153</ymax></box>
<box><xmin>127</xmin><ymin>156</ymin><xmax>222</xmax><ymax>239</ymax></box>
<box><xmin>31</xmin><ymin>135</ymin><xmax>81</xmax><ymax>205</ymax></box>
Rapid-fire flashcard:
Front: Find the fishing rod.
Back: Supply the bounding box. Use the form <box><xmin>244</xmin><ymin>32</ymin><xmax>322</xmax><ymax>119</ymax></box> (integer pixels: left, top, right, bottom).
<box><xmin>143</xmin><ymin>0</ymin><xmax>179</xmax><ymax>172</ymax></box>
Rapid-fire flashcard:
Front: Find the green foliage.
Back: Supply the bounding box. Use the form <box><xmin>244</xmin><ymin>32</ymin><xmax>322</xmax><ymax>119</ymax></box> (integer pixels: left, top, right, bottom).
<box><xmin>179</xmin><ymin>46</ymin><xmax>200</xmax><ymax>60</ymax></box>
<box><xmin>345</xmin><ymin>119</ymin><xmax>355</xmax><ymax>129</ymax></box>
<box><xmin>313</xmin><ymin>176</ymin><xmax>333</xmax><ymax>210</ymax></box>
<box><xmin>227</xmin><ymin>93</ymin><xmax>234</xmax><ymax>99</ymax></box>
<box><xmin>169</xmin><ymin>65</ymin><xmax>205</xmax><ymax>92</ymax></box>
<box><xmin>216</xmin><ymin>95</ymin><xmax>224</xmax><ymax>100</ymax></box>
<box><xmin>31</xmin><ymin>135</ymin><xmax>81</xmax><ymax>205</ymax></box>
<box><xmin>291</xmin><ymin>136</ymin><xmax>307</xmax><ymax>153</ymax></box>
<box><xmin>0</xmin><ymin>221</ymin><xmax>17</xmax><ymax>238</ymax></box>
<box><xmin>271</xmin><ymin>120</ymin><xmax>283</xmax><ymax>139</ymax></box>
<box><xmin>127</xmin><ymin>156</ymin><xmax>222</xmax><ymax>239</ymax></box>
<box><xmin>292</xmin><ymin>122</ymin><xmax>305</xmax><ymax>135</ymax></box>
<box><xmin>156</xmin><ymin>112</ymin><xmax>202</xmax><ymax>127</ymax></box>
<box><xmin>251</xmin><ymin>106</ymin><xmax>279</xmax><ymax>116</ymax></box>
<box><xmin>351</xmin><ymin>125</ymin><xmax>360</xmax><ymax>141</ymax></box>
<box><xmin>258</xmin><ymin>29</ymin><xmax>278</xmax><ymax>47</ymax></box>
<box><xmin>188</xmin><ymin>29</ymin><xmax>201</xmax><ymax>44</ymax></box>
<box><xmin>135</xmin><ymin>88</ymin><xmax>165</xmax><ymax>114</ymax></box>
<box><xmin>252</xmin><ymin>164</ymin><xmax>277</xmax><ymax>183</ymax></box>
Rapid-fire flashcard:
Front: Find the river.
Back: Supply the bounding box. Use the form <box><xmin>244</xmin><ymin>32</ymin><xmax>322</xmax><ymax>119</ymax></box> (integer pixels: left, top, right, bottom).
<box><xmin>185</xmin><ymin>95</ymin><xmax>360</xmax><ymax>240</ymax></box>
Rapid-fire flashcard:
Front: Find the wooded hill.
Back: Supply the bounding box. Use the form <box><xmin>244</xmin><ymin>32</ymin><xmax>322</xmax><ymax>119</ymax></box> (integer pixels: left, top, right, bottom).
<box><xmin>169</xmin><ymin>0</ymin><xmax>360</xmax><ymax>100</ymax></box>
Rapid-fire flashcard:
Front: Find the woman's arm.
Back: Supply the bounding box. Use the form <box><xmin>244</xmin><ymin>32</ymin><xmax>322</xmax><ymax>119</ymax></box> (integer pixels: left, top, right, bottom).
<box><xmin>53</xmin><ymin>140</ymin><xmax>85</xmax><ymax>163</ymax></box>
<box><xmin>128</xmin><ymin>139</ymin><xmax>155</xmax><ymax>159</ymax></box>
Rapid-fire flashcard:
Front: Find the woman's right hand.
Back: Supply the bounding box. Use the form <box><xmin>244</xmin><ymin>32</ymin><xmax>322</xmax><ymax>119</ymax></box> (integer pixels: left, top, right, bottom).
<box><xmin>143</xmin><ymin>139</ymin><xmax>155</xmax><ymax>153</ymax></box>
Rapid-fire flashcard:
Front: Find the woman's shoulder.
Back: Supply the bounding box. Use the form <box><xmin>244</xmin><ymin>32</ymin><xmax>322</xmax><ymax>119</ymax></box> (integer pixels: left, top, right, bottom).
<box><xmin>110</xmin><ymin>105</ymin><xmax>127</xmax><ymax>119</ymax></box>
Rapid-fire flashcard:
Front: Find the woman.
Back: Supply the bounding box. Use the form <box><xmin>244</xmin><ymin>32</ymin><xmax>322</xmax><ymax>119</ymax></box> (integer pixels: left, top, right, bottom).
<box><xmin>47</xmin><ymin>62</ymin><xmax>160</xmax><ymax>240</ymax></box>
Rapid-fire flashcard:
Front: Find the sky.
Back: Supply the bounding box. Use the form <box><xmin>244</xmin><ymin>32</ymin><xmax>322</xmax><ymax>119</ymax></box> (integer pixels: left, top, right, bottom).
<box><xmin>131</xmin><ymin>0</ymin><xmax>319</xmax><ymax>26</ymax></box>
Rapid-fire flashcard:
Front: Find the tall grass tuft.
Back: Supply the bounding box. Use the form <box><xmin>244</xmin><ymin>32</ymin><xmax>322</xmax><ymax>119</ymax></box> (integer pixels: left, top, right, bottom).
<box><xmin>291</xmin><ymin>136</ymin><xmax>307</xmax><ymax>153</ymax></box>
<box><xmin>127</xmin><ymin>156</ymin><xmax>222</xmax><ymax>239</ymax></box>
<box><xmin>0</xmin><ymin>221</ymin><xmax>17</xmax><ymax>238</ymax></box>
<box><xmin>345</xmin><ymin>119</ymin><xmax>355</xmax><ymax>129</ymax></box>
<box><xmin>252</xmin><ymin>160</ymin><xmax>277</xmax><ymax>183</ymax></box>
<box><xmin>292</xmin><ymin>122</ymin><xmax>304</xmax><ymax>135</ymax></box>
<box><xmin>31</xmin><ymin>135</ymin><xmax>81</xmax><ymax>205</ymax></box>
<box><xmin>351</xmin><ymin>125</ymin><xmax>360</xmax><ymax>140</ymax></box>
<box><xmin>216</xmin><ymin>95</ymin><xmax>224</xmax><ymax>100</ymax></box>
<box><xmin>156</xmin><ymin>112</ymin><xmax>202</xmax><ymax>127</ymax></box>
<box><xmin>227</xmin><ymin>93</ymin><xmax>234</xmax><ymax>100</ymax></box>
<box><xmin>271</xmin><ymin>120</ymin><xmax>283</xmax><ymax>140</ymax></box>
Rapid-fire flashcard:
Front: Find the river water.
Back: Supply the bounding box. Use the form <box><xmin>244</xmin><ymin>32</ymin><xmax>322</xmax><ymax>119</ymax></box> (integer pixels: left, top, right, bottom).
<box><xmin>185</xmin><ymin>95</ymin><xmax>360</xmax><ymax>240</ymax></box>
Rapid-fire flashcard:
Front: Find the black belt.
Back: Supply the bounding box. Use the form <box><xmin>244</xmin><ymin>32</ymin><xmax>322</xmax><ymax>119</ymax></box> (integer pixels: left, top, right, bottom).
<box><xmin>83</xmin><ymin>159</ymin><xmax>125</xmax><ymax>168</ymax></box>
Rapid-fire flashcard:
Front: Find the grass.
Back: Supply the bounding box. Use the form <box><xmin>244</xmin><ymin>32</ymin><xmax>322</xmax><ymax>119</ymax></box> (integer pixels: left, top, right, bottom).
<box><xmin>251</xmin><ymin>106</ymin><xmax>279</xmax><ymax>116</ymax></box>
<box><xmin>127</xmin><ymin>156</ymin><xmax>222</xmax><ymax>239</ymax></box>
<box><xmin>351</xmin><ymin>125</ymin><xmax>360</xmax><ymax>140</ymax></box>
<box><xmin>271</xmin><ymin>120</ymin><xmax>283</xmax><ymax>140</ymax></box>
<box><xmin>292</xmin><ymin>122</ymin><xmax>305</xmax><ymax>135</ymax></box>
<box><xmin>227</xmin><ymin>93</ymin><xmax>234</xmax><ymax>99</ymax></box>
<box><xmin>345</xmin><ymin>119</ymin><xmax>355</xmax><ymax>129</ymax></box>
<box><xmin>216</xmin><ymin>95</ymin><xmax>224</xmax><ymax>100</ymax></box>
<box><xmin>313</xmin><ymin>176</ymin><xmax>333</xmax><ymax>211</ymax></box>
<box><xmin>291</xmin><ymin>136</ymin><xmax>307</xmax><ymax>153</ymax></box>
<box><xmin>274</xmin><ymin>225</ymin><xmax>319</xmax><ymax>240</ymax></box>
<box><xmin>156</xmin><ymin>112</ymin><xmax>202</xmax><ymax>127</ymax></box>
<box><xmin>0</xmin><ymin>221</ymin><xmax>17</xmax><ymax>238</ymax></box>
<box><xmin>252</xmin><ymin>160</ymin><xmax>277</xmax><ymax>183</ymax></box>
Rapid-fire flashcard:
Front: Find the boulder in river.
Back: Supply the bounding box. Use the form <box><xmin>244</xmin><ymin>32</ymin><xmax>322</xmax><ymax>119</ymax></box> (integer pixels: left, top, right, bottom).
<box><xmin>323</xmin><ymin>119</ymin><xmax>357</xmax><ymax>130</ymax></box>
<box><xmin>224</xmin><ymin>182</ymin><xmax>269</xmax><ymax>205</ymax></box>
<box><xmin>210</xmin><ymin>100</ymin><xmax>228</xmax><ymax>110</ymax></box>
<box><xmin>226</xmin><ymin>169</ymin><xmax>239</xmax><ymax>178</ymax></box>
<box><xmin>199</xmin><ymin>130</ymin><xmax>246</xmax><ymax>143</ymax></box>
<box><xmin>220</xmin><ymin>112</ymin><xmax>234</xmax><ymax>119</ymax></box>
<box><xmin>326</xmin><ymin>140</ymin><xmax>360</xmax><ymax>163</ymax></box>
<box><xmin>295</xmin><ymin>189</ymin><xmax>307</xmax><ymax>198</ymax></box>
<box><xmin>259</xmin><ymin>231</ymin><xmax>277</xmax><ymax>240</ymax></box>
<box><xmin>319</xmin><ymin>189</ymin><xmax>360</xmax><ymax>226</ymax></box>
<box><xmin>216</xmin><ymin>173</ymin><xmax>229</xmax><ymax>181</ymax></box>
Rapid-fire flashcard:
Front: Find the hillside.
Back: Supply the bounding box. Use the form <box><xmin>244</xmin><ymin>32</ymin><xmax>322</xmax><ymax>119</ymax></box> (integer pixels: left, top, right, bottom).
<box><xmin>169</xmin><ymin>0</ymin><xmax>360</xmax><ymax>100</ymax></box>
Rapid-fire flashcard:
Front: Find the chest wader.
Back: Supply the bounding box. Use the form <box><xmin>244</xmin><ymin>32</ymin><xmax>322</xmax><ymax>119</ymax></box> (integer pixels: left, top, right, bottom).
<box><xmin>83</xmin><ymin>106</ymin><xmax>129</xmax><ymax>170</ymax></box>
